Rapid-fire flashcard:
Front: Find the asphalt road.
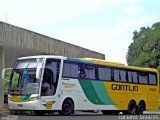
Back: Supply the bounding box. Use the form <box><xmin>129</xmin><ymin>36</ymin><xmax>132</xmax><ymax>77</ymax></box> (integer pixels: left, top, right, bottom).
<box><xmin>1</xmin><ymin>111</ymin><xmax>160</xmax><ymax>120</ymax></box>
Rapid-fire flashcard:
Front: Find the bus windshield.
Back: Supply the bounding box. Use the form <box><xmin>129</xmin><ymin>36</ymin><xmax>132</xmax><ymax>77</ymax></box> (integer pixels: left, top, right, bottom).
<box><xmin>8</xmin><ymin>58</ymin><xmax>43</xmax><ymax>95</ymax></box>
<box><xmin>9</xmin><ymin>69</ymin><xmax>39</xmax><ymax>95</ymax></box>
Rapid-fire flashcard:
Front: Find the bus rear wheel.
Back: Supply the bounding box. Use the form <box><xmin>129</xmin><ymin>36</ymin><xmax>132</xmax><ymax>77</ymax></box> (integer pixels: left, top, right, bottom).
<box><xmin>137</xmin><ymin>101</ymin><xmax>145</xmax><ymax>114</ymax></box>
<box><xmin>128</xmin><ymin>100</ymin><xmax>137</xmax><ymax>115</ymax></box>
<box><xmin>59</xmin><ymin>98</ymin><xmax>74</xmax><ymax>116</ymax></box>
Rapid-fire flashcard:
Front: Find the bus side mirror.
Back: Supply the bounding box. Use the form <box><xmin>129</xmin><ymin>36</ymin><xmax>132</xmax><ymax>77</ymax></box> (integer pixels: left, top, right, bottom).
<box><xmin>2</xmin><ymin>68</ymin><xmax>12</xmax><ymax>81</ymax></box>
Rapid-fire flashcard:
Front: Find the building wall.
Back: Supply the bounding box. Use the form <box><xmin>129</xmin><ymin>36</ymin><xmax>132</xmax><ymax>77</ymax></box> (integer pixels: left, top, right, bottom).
<box><xmin>0</xmin><ymin>47</ymin><xmax>4</xmax><ymax>109</ymax></box>
<box><xmin>0</xmin><ymin>21</ymin><xmax>105</xmax><ymax>59</ymax></box>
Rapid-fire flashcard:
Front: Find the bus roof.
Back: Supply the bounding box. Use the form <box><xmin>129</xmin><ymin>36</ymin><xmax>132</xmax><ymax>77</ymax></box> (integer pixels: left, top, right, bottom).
<box><xmin>83</xmin><ymin>58</ymin><xmax>125</xmax><ymax>66</ymax></box>
<box><xmin>17</xmin><ymin>55</ymin><xmax>66</xmax><ymax>60</ymax></box>
<box><xmin>17</xmin><ymin>55</ymin><xmax>158</xmax><ymax>73</ymax></box>
<box><xmin>82</xmin><ymin>58</ymin><xmax>158</xmax><ymax>73</ymax></box>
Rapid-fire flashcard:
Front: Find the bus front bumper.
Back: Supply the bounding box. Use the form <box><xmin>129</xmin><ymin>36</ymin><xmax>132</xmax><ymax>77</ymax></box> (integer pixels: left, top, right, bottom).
<box><xmin>8</xmin><ymin>100</ymin><xmax>41</xmax><ymax>110</ymax></box>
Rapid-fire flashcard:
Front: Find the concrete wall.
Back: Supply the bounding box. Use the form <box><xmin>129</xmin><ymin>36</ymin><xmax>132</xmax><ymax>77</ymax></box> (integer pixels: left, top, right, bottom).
<box><xmin>0</xmin><ymin>46</ymin><xmax>4</xmax><ymax>109</ymax></box>
<box><xmin>0</xmin><ymin>21</ymin><xmax>105</xmax><ymax>59</ymax></box>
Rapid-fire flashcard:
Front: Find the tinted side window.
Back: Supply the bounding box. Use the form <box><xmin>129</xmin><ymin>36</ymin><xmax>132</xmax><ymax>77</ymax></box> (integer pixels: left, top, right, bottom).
<box><xmin>149</xmin><ymin>74</ymin><xmax>157</xmax><ymax>85</ymax></box>
<box><xmin>98</xmin><ymin>67</ymin><xmax>111</xmax><ymax>81</ymax></box>
<box><xmin>132</xmin><ymin>72</ymin><xmax>138</xmax><ymax>83</ymax></box>
<box><xmin>128</xmin><ymin>71</ymin><xmax>132</xmax><ymax>83</ymax></box>
<box><xmin>63</xmin><ymin>62</ymin><xmax>79</xmax><ymax>78</ymax></box>
<box><xmin>114</xmin><ymin>69</ymin><xmax>127</xmax><ymax>82</ymax></box>
<box><xmin>114</xmin><ymin>69</ymin><xmax>120</xmax><ymax>81</ymax></box>
<box><xmin>139</xmin><ymin>72</ymin><xmax>148</xmax><ymax>84</ymax></box>
<box><xmin>83</xmin><ymin>64</ymin><xmax>95</xmax><ymax>79</ymax></box>
<box><xmin>119</xmin><ymin>70</ymin><xmax>127</xmax><ymax>82</ymax></box>
<box><xmin>63</xmin><ymin>63</ymin><xmax>70</xmax><ymax>77</ymax></box>
<box><xmin>70</xmin><ymin>64</ymin><xmax>79</xmax><ymax>78</ymax></box>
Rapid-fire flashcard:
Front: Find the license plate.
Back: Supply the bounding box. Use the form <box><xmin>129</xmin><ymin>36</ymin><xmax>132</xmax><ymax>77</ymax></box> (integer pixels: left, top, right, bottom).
<box><xmin>17</xmin><ymin>104</ymin><xmax>23</xmax><ymax>107</ymax></box>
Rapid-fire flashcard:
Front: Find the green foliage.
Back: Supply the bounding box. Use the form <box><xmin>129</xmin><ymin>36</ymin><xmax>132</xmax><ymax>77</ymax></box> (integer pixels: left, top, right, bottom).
<box><xmin>127</xmin><ymin>22</ymin><xmax>160</xmax><ymax>73</ymax></box>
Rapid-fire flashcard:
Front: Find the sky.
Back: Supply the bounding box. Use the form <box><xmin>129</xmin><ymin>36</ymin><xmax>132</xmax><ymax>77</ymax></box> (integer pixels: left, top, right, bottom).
<box><xmin>0</xmin><ymin>0</ymin><xmax>159</xmax><ymax>64</ymax></box>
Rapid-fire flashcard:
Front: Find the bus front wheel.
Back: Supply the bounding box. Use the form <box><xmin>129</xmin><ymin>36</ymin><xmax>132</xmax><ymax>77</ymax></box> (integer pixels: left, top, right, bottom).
<box><xmin>59</xmin><ymin>98</ymin><xmax>74</xmax><ymax>116</ymax></box>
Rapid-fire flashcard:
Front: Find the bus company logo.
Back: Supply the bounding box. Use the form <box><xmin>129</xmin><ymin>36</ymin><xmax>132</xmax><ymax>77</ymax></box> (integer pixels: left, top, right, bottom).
<box><xmin>111</xmin><ymin>84</ymin><xmax>138</xmax><ymax>91</ymax></box>
<box><xmin>62</xmin><ymin>82</ymin><xmax>77</xmax><ymax>88</ymax></box>
<box><xmin>43</xmin><ymin>101</ymin><xmax>55</xmax><ymax>109</ymax></box>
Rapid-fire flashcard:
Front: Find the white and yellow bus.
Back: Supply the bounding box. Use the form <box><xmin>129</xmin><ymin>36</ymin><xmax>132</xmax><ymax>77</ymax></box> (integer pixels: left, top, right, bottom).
<box><xmin>3</xmin><ymin>55</ymin><xmax>159</xmax><ymax>115</ymax></box>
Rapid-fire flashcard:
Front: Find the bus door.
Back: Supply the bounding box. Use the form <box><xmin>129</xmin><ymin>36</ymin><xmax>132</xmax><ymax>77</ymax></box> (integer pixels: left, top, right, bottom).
<box><xmin>40</xmin><ymin>58</ymin><xmax>61</xmax><ymax>110</ymax></box>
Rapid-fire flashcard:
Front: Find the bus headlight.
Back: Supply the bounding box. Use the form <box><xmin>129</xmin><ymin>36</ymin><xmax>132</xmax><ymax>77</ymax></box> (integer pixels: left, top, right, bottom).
<box><xmin>29</xmin><ymin>96</ymin><xmax>40</xmax><ymax>101</ymax></box>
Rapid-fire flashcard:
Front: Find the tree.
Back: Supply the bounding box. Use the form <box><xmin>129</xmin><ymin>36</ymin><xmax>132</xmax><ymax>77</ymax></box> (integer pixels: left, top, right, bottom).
<box><xmin>127</xmin><ymin>22</ymin><xmax>160</xmax><ymax>72</ymax></box>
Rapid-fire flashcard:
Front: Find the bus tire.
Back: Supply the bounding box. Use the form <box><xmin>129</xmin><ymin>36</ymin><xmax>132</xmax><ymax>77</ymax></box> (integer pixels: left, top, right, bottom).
<box><xmin>128</xmin><ymin>100</ymin><xmax>137</xmax><ymax>115</ymax></box>
<box><xmin>137</xmin><ymin>101</ymin><xmax>145</xmax><ymax>114</ymax></box>
<box><xmin>59</xmin><ymin>98</ymin><xmax>74</xmax><ymax>116</ymax></box>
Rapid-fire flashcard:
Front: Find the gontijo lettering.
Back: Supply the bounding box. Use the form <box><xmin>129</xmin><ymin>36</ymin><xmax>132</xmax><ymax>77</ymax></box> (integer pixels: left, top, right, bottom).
<box><xmin>111</xmin><ymin>84</ymin><xmax>138</xmax><ymax>91</ymax></box>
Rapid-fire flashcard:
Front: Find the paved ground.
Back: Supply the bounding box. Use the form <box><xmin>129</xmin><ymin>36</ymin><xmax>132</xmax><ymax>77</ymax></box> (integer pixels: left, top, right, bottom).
<box><xmin>0</xmin><ymin>111</ymin><xmax>160</xmax><ymax>120</ymax></box>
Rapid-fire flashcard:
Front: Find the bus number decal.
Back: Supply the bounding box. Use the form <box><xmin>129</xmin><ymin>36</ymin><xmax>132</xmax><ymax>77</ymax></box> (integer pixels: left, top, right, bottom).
<box><xmin>149</xmin><ymin>88</ymin><xmax>156</xmax><ymax>91</ymax></box>
<box><xmin>43</xmin><ymin>101</ymin><xmax>55</xmax><ymax>109</ymax></box>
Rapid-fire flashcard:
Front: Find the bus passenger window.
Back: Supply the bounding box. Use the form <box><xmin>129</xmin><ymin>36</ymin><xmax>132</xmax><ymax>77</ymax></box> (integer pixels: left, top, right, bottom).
<box><xmin>128</xmin><ymin>71</ymin><xmax>132</xmax><ymax>83</ymax></box>
<box><xmin>63</xmin><ymin>62</ymin><xmax>79</xmax><ymax>78</ymax></box>
<box><xmin>119</xmin><ymin>70</ymin><xmax>127</xmax><ymax>82</ymax></box>
<box><xmin>80</xmin><ymin>68</ymin><xmax>87</xmax><ymax>79</ymax></box>
<box><xmin>83</xmin><ymin>64</ymin><xmax>95</xmax><ymax>79</ymax></box>
<box><xmin>139</xmin><ymin>72</ymin><xmax>148</xmax><ymax>84</ymax></box>
<box><xmin>79</xmin><ymin>64</ymin><xmax>95</xmax><ymax>79</ymax></box>
<box><xmin>149</xmin><ymin>74</ymin><xmax>157</xmax><ymax>85</ymax></box>
<box><xmin>132</xmin><ymin>72</ymin><xmax>138</xmax><ymax>83</ymax></box>
<box><xmin>63</xmin><ymin>63</ymin><xmax>70</xmax><ymax>77</ymax></box>
<box><xmin>98</xmin><ymin>67</ymin><xmax>111</xmax><ymax>81</ymax></box>
<box><xmin>71</xmin><ymin>64</ymin><xmax>79</xmax><ymax>78</ymax></box>
<box><xmin>114</xmin><ymin>70</ymin><xmax>120</xmax><ymax>81</ymax></box>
